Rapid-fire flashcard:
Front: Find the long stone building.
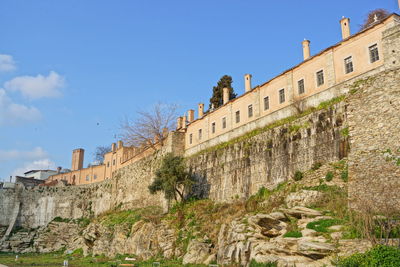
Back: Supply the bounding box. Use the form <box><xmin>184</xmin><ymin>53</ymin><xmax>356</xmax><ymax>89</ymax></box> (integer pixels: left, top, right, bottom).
<box><xmin>47</xmin><ymin>12</ymin><xmax>400</xmax><ymax>186</ymax></box>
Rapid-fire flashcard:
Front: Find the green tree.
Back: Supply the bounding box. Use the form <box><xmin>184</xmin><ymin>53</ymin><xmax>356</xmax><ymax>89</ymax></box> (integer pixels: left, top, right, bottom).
<box><xmin>209</xmin><ymin>75</ymin><xmax>237</xmax><ymax>109</ymax></box>
<box><xmin>148</xmin><ymin>153</ymin><xmax>194</xmax><ymax>202</ymax></box>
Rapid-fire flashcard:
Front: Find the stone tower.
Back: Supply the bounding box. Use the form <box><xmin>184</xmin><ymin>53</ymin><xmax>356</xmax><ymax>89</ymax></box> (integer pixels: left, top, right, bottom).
<box><xmin>71</xmin><ymin>148</ymin><xmax>84</xmax><ymax>171</ymax></box>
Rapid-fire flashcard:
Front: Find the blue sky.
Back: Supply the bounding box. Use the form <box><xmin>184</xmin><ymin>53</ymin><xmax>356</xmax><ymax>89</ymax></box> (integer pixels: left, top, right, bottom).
<box><xmin>0</xmin><ymin>0</ymin><xmax>398</xmax><ymax>180</ymax></box>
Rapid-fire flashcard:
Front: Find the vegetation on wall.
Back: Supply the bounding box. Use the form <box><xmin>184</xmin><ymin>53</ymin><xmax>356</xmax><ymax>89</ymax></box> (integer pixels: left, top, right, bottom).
<box><xmin>190</xmin><ymin>94</ymin><xmax>346</xmax><ymax>158</ymax></box>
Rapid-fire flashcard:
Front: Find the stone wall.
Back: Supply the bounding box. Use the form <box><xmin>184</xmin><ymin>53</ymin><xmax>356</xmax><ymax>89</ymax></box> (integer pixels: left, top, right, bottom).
<box><xmin>187</xmin><ymin>101</ymin><xmax>348</xmax><ymax>201</ymax></box>
<box><xmin>0</xmin><ymin>133</ymin><xmax>183</xmax><ymax>229</ymax></box>
<box><xmin>347</xmin><ymin>67</ymin><xmax>400</xmax><ymax>211</ymax></box>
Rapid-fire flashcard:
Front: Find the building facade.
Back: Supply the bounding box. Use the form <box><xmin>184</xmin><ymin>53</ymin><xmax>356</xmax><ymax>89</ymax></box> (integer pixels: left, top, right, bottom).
<box><xmin>47</xmin><ymin>13</ymin><xmax>400</xmax><ymax>186</ymax></box>
<box><xmin>181</xmin><ymin>14</ymin><xmax>399</xmax><ymax>155</ymax></box>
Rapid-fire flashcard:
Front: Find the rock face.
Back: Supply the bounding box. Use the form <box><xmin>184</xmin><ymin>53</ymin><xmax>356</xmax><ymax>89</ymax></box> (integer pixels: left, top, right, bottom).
<box><xmin>80</xmin><ymin>221</ymin><xmax>178</xmax><ymax>260</ymax></box>
<box><xmin>215</xmin><ymin>209</ymin><xmax>337</xmax><ymax>267</ymax></box>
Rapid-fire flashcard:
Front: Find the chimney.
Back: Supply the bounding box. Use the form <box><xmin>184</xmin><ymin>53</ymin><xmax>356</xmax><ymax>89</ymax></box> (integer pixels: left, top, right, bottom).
<box><xmin>244</xmin><ymin>74</ymin><xmax>252</xmax><ymax>92</ymax></box>
<box><xmin>187</xmin><ymin>109</ymin><xmax>195</xmax><ymax>122</ymax></box>
<box><xmin>302</xmin><ymin>39</ymin><xmax>311</xmax><ymax>60</ymax></box>
<box><xmin>198</xmin><ymin>103</ymin><xmax>204</xmax><ymax>118</ymax></box>
<box><xmin>340</xmin><ymin>17</ymin><xmax>351</xmax><ymax>39</ymax></box>
<box><xmin>176</xmin><ymin>116</ymin><xmax>182</xmax><ymax>129</ymax></box>
<box><xmin>111</xmin><ymin>143</ymin><xmax>116</xmax><ymax>152</ymax></box>
<box><xmin>162</xmin><ymin>127</ymin><xmax>169</xmax><ymax>138</ymax></box>
<box><xmin>117</xmin><ymin>140</ymin><xmax>123</xmax><ymax>149</ymax></box>
<box><xmin>182</xmin><ymin>115</ymin><xmax>187</xmax><ymax>129</ymax></box>
<box><xmin>223</xmin><ymin>87</ymin><xmax>229</xmax><ymax>105</ymax></box>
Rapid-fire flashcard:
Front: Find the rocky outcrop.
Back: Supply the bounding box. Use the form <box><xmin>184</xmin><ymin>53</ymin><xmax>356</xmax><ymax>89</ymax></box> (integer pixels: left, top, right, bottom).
<box><xmin>79</xmin><ymin>221</ymin><xmax>178</xmax><ymax>260</ymax></box>
<box><xmin>214</xmin><ymin>208</ymin><xmax>337</xmax><ymax>267</ymax></box>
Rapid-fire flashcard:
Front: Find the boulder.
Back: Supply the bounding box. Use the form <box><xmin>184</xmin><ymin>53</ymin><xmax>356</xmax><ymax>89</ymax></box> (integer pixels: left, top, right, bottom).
<box><xmin>182</xmin><ymin>240</ymin><xmax>212</xmax><ymax>264</ymax></box>
<box><xmin>285</xmin><ymin>190</ymin><xmax>324</xmax><ymax>208</ymax></box>
<box><xmin>298</xmin><ymin>241</ymin><xmax>336</xmax><ymax>259</ymax></box>
<box><xmin>282</xmin><ymin>207</ymin><xmax>322</xmax><ymax>219</ymax></box>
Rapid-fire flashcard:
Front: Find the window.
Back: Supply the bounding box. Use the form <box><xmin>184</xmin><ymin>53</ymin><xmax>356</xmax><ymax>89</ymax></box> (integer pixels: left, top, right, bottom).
<box><xmin>86</xmin><ymin>175</ymin><xmax>90</xmax><ymax>181</ymax></box>
<box><xmin>222</xmin><ymin>117</ymin><xmax>226</xmax><ymax>129</ymax></box>
<box><xmin>198</xmin><ymin>129</ymin><xmax>202</xmax><ymax>140</ymax></box>
<box><xmin>235</xmin><ymin>111</ymin><xmax>240</xmax><ymax>123</ymax></box>
<box><xmin>279</xmin><ymin>89</ymin><xmax>285</xmax><ymax>103</ymax></box>
<box><xmin>344</xmin><ymin>56</ymin><xmax>353</xmax><ymax>74</ymax></box>
<box><xmin>248</xmin><ymin>105</ymin><xmax>253</xmax><ymax>118</ymax></box>
<box><xmin>298</xmin><ymin>79</ymin><xmax>305</xmax><ymax>94</ymax></box>
<box><xmin>94</xmin><ymin>174</ymin><xmax>97</xmax><ymax>180</ymax></box>
<box><xmin>107</xmin><ymin>162</ymin><xmax>110</xmax><ymax>167</ymax></box>
<box><xmin>113</xmin><ymin>159</ymin><xmax>115</xmax><ymax>166</ymax></box>
<box><xmin>263</xmin><ymin>96</ymin><xmax>270</xmax><ymax>110</ymax></box>
<box><xmin>211</xmin><ymin>122</ymin><xmax>216</xmax><ymax>133</ymax></box>
<box><xmin>369</xmin><ymin>44</ymin><xmax>379</xmax><ymax>63</ymax></box>
<box><xmin>316</xmin><ymin>70</ymin><xmax>324</xmax><ymax>86</ymax></box>
<box><xmin>189</xmin><ymin>133</ymin><xmax>193</xmax><ymax>144</ymax></box>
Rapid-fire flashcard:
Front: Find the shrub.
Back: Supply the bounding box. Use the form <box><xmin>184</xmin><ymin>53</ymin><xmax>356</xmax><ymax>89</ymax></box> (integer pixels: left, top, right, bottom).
<box><xmin>337</xmin><ymin>245</ymin><xmax>400</xmax><ymax>267</ymax></box>
<box><xmin>325</xmin><ymin>171</ymin><xmax>334</xmax><ymax>182</ymax></box>
<box><xmin>293</xmin><ymin>170</ymin><xmax>303</xmax><ymax>181</ymax></box>
<box><xmin>52</xmin><ymin>217</ymin><xmax>70</xmax><ymax>223</ymax></box>
<box><xmin>283</xmin><ymin>231</ymin><xmax>302</xmax><ymax>238</ymax></box>
<box><xmin>341</xmin><ymin>170</ymin><xmax>348</xmax><ymax>182</ymax></box>
<box><xmin>311</xmin><ymin>162</ymin><xmax>322</xmax><ymax>170</ymax></box>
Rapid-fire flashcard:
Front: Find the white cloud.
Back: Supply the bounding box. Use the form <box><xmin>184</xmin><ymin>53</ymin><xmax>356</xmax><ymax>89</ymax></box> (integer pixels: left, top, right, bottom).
<box><xmin>4</xmin><ymin>71</ymin><xmax>65</xmax><ymax>100</ymax></box>
<box><xmin>0</xmin><ymin>147</ymin><xmax>47</xmax><ymax>161</ymax></box>
<box><xmin>0</xmin><ymin>54</ymin><xmax>16</xmax><ymax>72</ymax></box>
<box><xmin>0</xmin><ymin>89</ymin><xmax>41</xmax><ymax>125</ymax></box>
<box><xmin>12</xmin><ymin>158</ymin><xmax>56</xmax><ymax>177</ymax></box>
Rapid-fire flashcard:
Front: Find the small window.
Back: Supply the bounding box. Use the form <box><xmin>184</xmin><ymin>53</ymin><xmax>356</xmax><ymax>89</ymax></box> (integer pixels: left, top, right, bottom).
<box><xmin>235</xmin><ymin>111</ymin><xmax>240</xmax><ymax>123</ymax></box>
<box><xmin>316</xmin><ymin>70</ymin><xmax>324</xmax><ymax>87</ymax></box>
<box><xmin>369</xmin><ymin>44</ymin><xmax>379</xmax><ymax>63</ymax></box>
<box><xmin>279</xmin><ymin>89</ymin><xmax>285</xmax><ymax>103</ymax></box>
<box><xmin>344</xmin><ymin>56</ymin><xmax>353</xmax><ymax>74</ymax></box>
<box><xmin>248</xmin><ymin>105</ymin><xmax>253</xmax><ymax>118</ymax></box>
<box><xmin>94</xmin><ymin>174</ymin><xmax>97</xmax><ymax>180</ymax></box>
<box><xmin>189</xmin><ymin>133</ymin><xmax>193</xmax><ymax>144</ymax></box>
<box><xmin>113</xmin><ymin>159</ymin><xmax>115</xmax><ymax>165</ymax></box>
<box><xmin>298</xmin><ymin>79</ymin><xmax>305</xmax><ymax>94</ymax></box>
<box><xmin>264</xmin><ymin>96</ymin><xmax>269</xmax><ymax>110</ymax></box>
<box><xmin>198</xmin><ymin>129</ymin><xmax>202</xmax><ymax>140</ymax></box>
<box><xmin>222</xmin><ymin>117</ymin><xmax>226</xmax><ymax>129</ymax></box>
<box><xmin>107</xmin><ymin>162</ymin><xmax>110</xmax><ymax>167</ymax></box>
<box><xmin>211</xmin><ymin>122</ymin><xmax>216</xmax><ymax>133</ymax></box>
<box><xmin>86</xmin><ymin>175</ymin><xmax>90</xmax><ymax>181</ymax></box>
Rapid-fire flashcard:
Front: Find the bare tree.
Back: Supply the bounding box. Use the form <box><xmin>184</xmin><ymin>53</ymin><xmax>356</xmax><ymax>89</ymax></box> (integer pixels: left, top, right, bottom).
<box><xmin>360</xmin><ymin>9</ymin><xmax>390</xmax><ymax>30</ymax></box>
<box><xmin>119</xmin><ymin>103</ymin><xmax>178</xmax><ymax>150</ymax></box>
<box><xmin>93</xmin><ymin>146</ymin><xmax>111</xmax><ymax>164</ymax></box>
<box><xmin>291</xmin><ymin>96</ymin><xmax>306</xmax><ymax>114</ymax></box>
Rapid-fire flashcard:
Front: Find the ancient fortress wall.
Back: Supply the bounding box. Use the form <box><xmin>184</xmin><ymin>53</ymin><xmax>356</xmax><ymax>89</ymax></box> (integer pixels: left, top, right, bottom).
<box><xmin>186</xmin><ymin>101</ymin><xmax>348</xmax><ymax>201</ymax></box>
<box><xmin>347</xmin><ymin>22</ymin><xmax>400</xmax><ymax>211</ymax></box>
<box><xmin>0</xmin><ymin>133</ymin><xmax>185</xmax><ymax>228</ymax></box>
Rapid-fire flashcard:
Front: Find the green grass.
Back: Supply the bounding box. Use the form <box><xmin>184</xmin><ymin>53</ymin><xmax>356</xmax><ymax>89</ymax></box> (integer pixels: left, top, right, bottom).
<box><xmin>0</xmin><ymin>252</ymin><xmax>210</xmax><ymax>267</ymax></box>
<box><xmin>306</xmin><ymin>218</ymin><xmax>342</xmax><ymax>233</ymax></box>
<box><xmin>98</xmin><ymin>206</ymin><xmax>162</xmax><ymax>229</ymax></box>
<box><xmin>283</xmin><ymin>231</ymin><xmax>302</xmax><ymax>238</ymax></box>
<box><xmin>249</xmin><ymin>259</ymin><xmax>278</xmax><ymax>267</ymax></box>
<box><xmin>336</xmin><ymin>245</ymin><xmax>400</xmax><ymax>267</ymax></box>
